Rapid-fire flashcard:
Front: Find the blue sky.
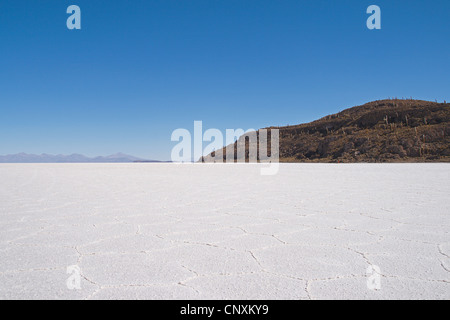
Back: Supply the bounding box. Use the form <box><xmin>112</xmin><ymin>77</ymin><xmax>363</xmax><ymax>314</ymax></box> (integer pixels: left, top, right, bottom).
<box><xmin>0</xmin><ymin>0</ymin><xmax>449</xmax><ymax>160</ymax></box>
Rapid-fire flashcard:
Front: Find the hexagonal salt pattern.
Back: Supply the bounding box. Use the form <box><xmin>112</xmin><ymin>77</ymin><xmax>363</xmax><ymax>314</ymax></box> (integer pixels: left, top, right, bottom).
<box><xmin>0</xmin><ymin>163</ymin><xmax>448</xmax><ymax>299</ymax></box>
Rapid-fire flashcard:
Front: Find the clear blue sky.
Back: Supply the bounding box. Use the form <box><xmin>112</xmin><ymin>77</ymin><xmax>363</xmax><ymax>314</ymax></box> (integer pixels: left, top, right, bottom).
<box><xmin>0</xmin><ymin>0</ymin><xmax>449</xmax><ymax>160</ymax></box>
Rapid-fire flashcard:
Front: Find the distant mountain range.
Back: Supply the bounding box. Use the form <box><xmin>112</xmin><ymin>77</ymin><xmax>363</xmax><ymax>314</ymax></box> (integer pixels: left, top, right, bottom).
<box><xmin>0</xmin><ymin>153</ymin><xmax>164</xmax><ymax>163</ymax></box>
<box><xmin>203</xmin><ymin>99</ymin><xmax>450</xmax><ymax>163</ymax></box>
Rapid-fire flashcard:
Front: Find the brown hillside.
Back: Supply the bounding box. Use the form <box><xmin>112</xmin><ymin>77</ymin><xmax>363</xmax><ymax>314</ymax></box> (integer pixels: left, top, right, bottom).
<box><xmin>204</xmin><ymin>99</ymin><xmax>450</xmax><ymax>163</ymax></box>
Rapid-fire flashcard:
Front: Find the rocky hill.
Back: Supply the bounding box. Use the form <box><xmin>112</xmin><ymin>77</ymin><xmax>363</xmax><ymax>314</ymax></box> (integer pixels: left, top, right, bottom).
<box><xmin>204</xmin><ymin>99</ymin><xmax>450</xmax><ymax>163</ymax></box>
